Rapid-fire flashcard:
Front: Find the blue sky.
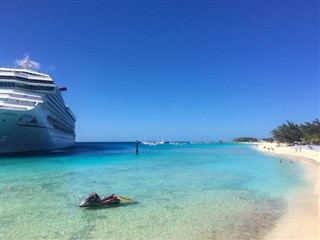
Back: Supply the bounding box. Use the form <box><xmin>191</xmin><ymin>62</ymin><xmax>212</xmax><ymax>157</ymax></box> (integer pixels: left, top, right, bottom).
<box><xmin>1</xmin><ymin>0</ymin><xmax>319</xmax><ymax>142</ymax></box>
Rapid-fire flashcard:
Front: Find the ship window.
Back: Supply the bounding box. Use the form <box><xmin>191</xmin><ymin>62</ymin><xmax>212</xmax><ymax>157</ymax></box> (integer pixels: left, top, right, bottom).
<box><xmin>0</xmin><ymin>76</ymin><xmax>54</xmax><ymax>85</ymax></box>
<box><xmin>0</xmin><ymin>82</ymin><xmax>15</xmax><ymax>87</ymax></box>
<box><xmin>4</xmin><ymin>82</ymin><xmax>54</xmax><ymax>92</ymax></box>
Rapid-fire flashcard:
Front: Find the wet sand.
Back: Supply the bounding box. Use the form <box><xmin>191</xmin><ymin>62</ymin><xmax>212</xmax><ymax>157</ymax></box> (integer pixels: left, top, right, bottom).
<box><xmin>255</xmin><ymin>143</ymin><xmax>320</xmax><ymax>240</ymax></box>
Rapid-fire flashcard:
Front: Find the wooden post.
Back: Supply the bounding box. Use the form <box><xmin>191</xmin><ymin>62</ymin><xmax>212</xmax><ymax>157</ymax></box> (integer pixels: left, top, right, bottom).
<box><xmin>136</xmin><ymin>140</ymin><xmax>139</xmax><ymax>155</ymax></box>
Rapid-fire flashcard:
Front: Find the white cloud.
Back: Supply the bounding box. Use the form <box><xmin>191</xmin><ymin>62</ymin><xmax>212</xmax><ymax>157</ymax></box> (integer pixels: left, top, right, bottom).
<box><xmin>47</xmin><ymin>65</ymin><xmax>55</xmax><ymax>72</ymax></box>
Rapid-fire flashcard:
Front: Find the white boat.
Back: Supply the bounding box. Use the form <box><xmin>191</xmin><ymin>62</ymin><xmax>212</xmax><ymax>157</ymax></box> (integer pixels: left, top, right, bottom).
<box><xmin>141</xmin><ymin>141</ymin><xmax>158</xmax><ymax>146</ymax></box>
<box><xmin>0</xmin><ymin>55</ymin><xmax>76</xmax><ymax>153</ymax></box>
<box><xmin>141</xmin><ymin>139</ymin><xmax>164</xmax><ymax>146</ymax></box>
<box><xmin>169</xmin><ymin>141</ymin><xmax>185</xmax><ymax>145</ymax></box>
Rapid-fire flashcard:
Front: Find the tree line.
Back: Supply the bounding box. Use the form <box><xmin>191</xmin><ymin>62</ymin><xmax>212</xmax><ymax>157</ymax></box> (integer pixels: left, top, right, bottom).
<box><xmin>271</xmin><ymin>119</ymin><xmax>320</xmax><ymax>144</ymax></box>
<box><xmin>232</xmin><ymin>137</ymin><xmax>274</xmax><ymax>143</ymax></box>
<box><xmin>232</xmin><ymin>119</ymin><xmax>320</xmax><ymax>144</ymax></box>
<box><xmin>232</xmin><ymin>137</ymin><xmax>258</xmax><ymax>142</ymax></box>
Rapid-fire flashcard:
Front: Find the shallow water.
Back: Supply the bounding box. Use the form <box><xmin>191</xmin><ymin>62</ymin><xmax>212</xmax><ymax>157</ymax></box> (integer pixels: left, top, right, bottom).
<box><xmin>0</xmin><ymin>143</ymin><xmax>306</xmax><ymax>239</ymax></box>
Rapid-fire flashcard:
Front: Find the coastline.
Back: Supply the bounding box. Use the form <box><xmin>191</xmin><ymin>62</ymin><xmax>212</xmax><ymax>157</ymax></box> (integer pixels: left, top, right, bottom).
<box><xmin>254</xmin><ymin>143</ymin><xmax>320</xmax><ymax>240</ymax></box>
<box><xmin>255</xmin><ymin>142</ymin><xmax>320</xmax><ymax>164</ymax></box>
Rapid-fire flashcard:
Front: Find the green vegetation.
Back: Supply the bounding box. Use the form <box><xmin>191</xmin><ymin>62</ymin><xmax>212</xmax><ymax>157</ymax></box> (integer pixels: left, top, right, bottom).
<box><xmin>232</xmin><ymin>119</ymin><xmax>319</xmax><ymax>144</ymax></box>
<box><xmin>261</xmin><ymin>138</ymin><xmax>274</xmax><ymax>143</ymax></box>
<box><xmin>271</xmin><ymin>119</ymin><xmax>320</xmax><ymax>144</ymax></box>
<box><xmin>232</xmin><ymin>137</ymin><xmax>258</xmax><ymax>142</ymax></box>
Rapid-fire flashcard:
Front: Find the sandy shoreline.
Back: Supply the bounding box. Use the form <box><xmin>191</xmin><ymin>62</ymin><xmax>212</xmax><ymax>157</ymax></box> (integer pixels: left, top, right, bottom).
<box><xmin>255</xmin><ymin>142</ymin><xmax>320</xmax><ymax>164</ymax></box>
<box><xmin>254</xmin><ymin>143</ymin><xmax>320</xmax><ymax>240</ymax></box>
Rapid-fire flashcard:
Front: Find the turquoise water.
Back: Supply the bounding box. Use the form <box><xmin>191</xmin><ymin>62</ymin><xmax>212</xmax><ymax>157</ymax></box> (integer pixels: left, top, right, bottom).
<box><xmin>0</xmin><ymin>143</ymin><xmax>306</xmax><ymax>239</ymax></box>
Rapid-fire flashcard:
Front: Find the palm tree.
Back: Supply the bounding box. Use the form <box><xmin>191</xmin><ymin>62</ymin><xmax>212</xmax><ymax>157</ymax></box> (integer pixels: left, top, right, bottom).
<box><xmin>271</xmin><ymin>121</ymin><xmax>303</xmax><ymax>143</ymax></box>
<box><xmin>300</xmin><ymin>119</ymin><xmax>320</xmax><ymax>143</ymax></box>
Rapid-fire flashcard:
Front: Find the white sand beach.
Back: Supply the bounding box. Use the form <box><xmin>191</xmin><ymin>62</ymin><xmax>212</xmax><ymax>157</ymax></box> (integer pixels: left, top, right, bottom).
<box><xmin>255</xmin><ymin>143</ymin><xmax>320</xmax><ymax>240</ymax></box>
<box><xmin>256</xmin><ymin>143</ymin><xmax>320</xmax><ymax>163</ymax></box>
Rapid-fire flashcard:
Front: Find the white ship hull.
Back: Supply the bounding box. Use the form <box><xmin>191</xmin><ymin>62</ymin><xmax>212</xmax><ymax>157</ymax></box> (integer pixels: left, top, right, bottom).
<box><xmin>0</xmin><ymin>103</ymin><xmax>75</xmax><ymax>153</ymax></box>
<box><xmin>0</xmin><ymin>56</ymin><xmax>76</xmax><ymax>154</ymax></box>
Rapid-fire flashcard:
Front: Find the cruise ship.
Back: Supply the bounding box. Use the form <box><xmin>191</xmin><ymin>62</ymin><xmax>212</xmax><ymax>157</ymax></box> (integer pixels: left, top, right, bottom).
<box><xmin>0</xmin><ymin>56</ymin><xmax>76</xmax><ymax>153</ymax></box>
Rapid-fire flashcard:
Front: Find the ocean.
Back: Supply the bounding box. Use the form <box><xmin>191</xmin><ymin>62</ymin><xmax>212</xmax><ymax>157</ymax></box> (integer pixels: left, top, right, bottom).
<box><xmin>0</xmin><ymin>142</ymin><xmax>306</xmax><ymax>239</ymax></box>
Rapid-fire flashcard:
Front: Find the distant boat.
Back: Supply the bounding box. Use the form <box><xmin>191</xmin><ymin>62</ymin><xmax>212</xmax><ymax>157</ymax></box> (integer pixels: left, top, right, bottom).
<box><xmin>0</xmin><ymin>55</ymin><xmax>76</xmax><ymax>153</ymax></box>
<box><xmin>169</xmin><ymin>142</ymin><xmax>185</xmax><ymax>145</ymax></box>
<box><xmin>141</xmin><ymin>138</ymin><xmax>165</xmax><ymax>146</ymax></box>
<box><xmin>141</xmin><ymin>141</ymin><xmax>159</xmax><ymax>146</ymax></box>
